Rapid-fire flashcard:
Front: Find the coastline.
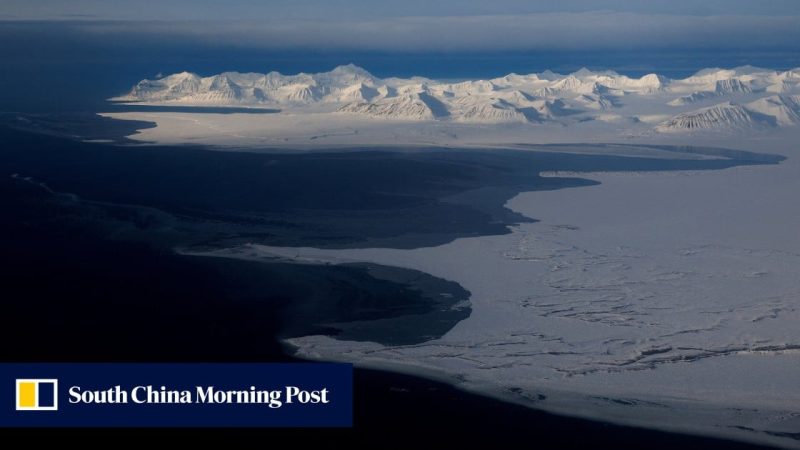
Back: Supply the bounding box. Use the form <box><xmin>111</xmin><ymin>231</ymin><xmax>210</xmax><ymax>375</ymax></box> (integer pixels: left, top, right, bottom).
<box><xmin>294</xmin><ymin>349</ymin><xmax>790</xmax><ymax>449</ymax></box>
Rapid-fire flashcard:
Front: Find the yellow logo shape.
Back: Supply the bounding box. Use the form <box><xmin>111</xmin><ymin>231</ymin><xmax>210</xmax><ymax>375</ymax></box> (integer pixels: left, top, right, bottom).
<box><xmin>16</xmin><ymin>379</ymin><xmax>58</xmax><ymax>411</ymax></box>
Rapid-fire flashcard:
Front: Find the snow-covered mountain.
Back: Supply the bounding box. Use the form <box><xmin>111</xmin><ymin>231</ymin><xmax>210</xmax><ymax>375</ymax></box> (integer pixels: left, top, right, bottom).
<box><xmin>746</xmin><ymin>95</ymin><xmax>800</xmax><ymax>126</ymax></box>
<box><xmin>667</xmin><ymin>79</ymin><xmax>753</xmax><ymax>106</ymax></box>
<box><xmin>337</xmin><ymin>92</ymin><xmax>439</xmax><ymax>121</ymax></box>
<box><xmin>658</xmin><ymin>94</ymin><xmax>800</xmax><ymax>132</ymax></box>
<box><xmin>115</xmin><ymin>64</ymin><xmax>800</xmax><ymax>132</ymax></box>
<box><xmin>657</xmin><ymin>102</ymin><xmax>771</xmax><ymax>132</ymax></box>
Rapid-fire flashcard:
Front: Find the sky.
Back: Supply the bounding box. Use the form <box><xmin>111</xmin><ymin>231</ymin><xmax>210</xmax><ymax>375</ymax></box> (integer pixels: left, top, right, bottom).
<box><xmin>2</xmin><ymin>0</ymin><xmax>800</xmax><ymax>52</ymax></box>
<box><xmin>3</xmin><ymin>0</ymin><xmax>800</xmax><ymax>20</ymax></box>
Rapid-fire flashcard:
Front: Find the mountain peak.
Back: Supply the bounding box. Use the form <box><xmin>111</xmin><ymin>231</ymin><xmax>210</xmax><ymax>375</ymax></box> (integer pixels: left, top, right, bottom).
<box><xmin>572</xmin><ymin>67</ymin><xmax>594</xmax><ymax>76</ymax></box>
<box><xmin>691</xmin><ymin>67</ymin><xmax>725</xmax><ymax>77</ymax></box>
<box><xmin>330</xmin><ymin>64</ymin><xmax>373</xmax><ymax>77</ymax></box>
<box><xmin>164</xmin><ymin>71</ymin><xmax>199</xmax><ymax>81</ymax></box>
<box><xmin>571</xmin><ymin>67</ymin><xmax>620</xmax><ymax>78</ymax></box>
<box><xmin>731</xmin><ymin>65</ymin><xmax>770</xmax><ymax>75</ymax></box>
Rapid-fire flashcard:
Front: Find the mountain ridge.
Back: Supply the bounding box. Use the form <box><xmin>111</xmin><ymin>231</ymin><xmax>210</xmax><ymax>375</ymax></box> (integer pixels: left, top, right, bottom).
<box><xmin>114</xmin><ymin>64</ymin><xmax>800</xmax><ymax>132</ymax></box>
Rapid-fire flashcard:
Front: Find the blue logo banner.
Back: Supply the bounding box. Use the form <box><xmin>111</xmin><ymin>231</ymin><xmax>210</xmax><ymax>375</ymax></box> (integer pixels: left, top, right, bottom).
<box><xmin>0</xmin><ymin>363</ymin><xmax>352</xmax><ymax>427</ymax></box>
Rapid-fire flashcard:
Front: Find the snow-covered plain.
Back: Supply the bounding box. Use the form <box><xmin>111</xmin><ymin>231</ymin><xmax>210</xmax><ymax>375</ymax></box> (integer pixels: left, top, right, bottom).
<box><xmin>104</xmin><ymin>66</ymin><xmax>800</xmax><ymax>448</ymax></box>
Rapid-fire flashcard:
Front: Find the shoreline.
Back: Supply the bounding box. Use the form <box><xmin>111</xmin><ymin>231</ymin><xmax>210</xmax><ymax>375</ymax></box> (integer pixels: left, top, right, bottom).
<box><xmin>290</xmin><ymin>346</ymin><xmax>786</xmax><ymax>449</ymax></box>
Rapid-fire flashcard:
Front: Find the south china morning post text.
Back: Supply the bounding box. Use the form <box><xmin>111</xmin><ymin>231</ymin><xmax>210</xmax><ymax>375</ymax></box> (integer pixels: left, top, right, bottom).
<box><xmin>0</xmin><ymin>363</ymin><xmax>353</xmax><ymax>427</ymax></box>
<box><xmin>68</xmin><ymin>384</ymin><xmax>330</xmax><ymax>408</ymax></box>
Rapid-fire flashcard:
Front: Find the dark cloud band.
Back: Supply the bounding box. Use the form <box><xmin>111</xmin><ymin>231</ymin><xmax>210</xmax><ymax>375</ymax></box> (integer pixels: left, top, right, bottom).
<box><xmin>2</xmin><ymin>13</ymin><xmax>800</xmax><ymax>53</ymax></box>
